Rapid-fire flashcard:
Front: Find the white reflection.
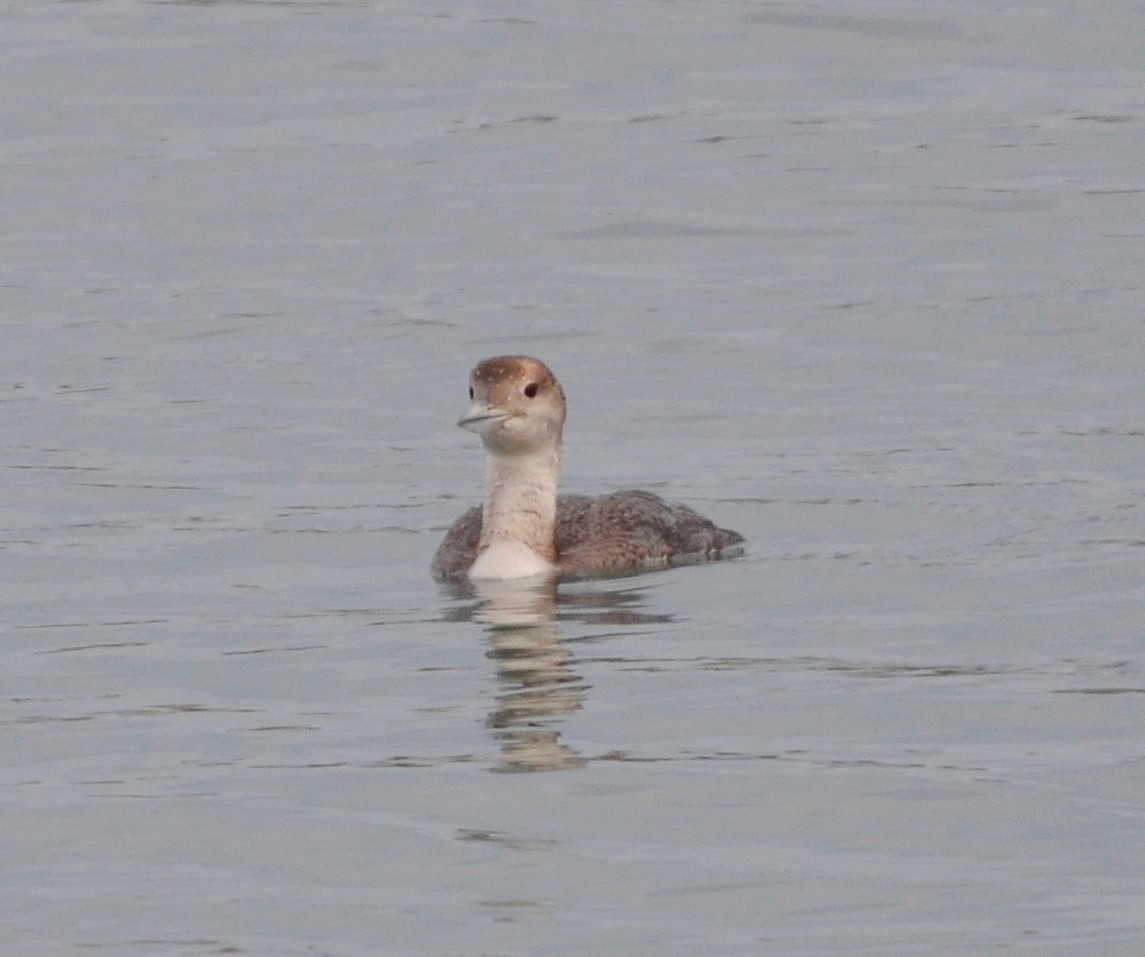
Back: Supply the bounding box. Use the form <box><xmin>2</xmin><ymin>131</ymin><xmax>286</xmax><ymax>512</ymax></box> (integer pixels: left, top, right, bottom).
<box><xmin>439</xmin><ymin>578</ymin><xmax>673</xmax><ymax>772</ymax></box>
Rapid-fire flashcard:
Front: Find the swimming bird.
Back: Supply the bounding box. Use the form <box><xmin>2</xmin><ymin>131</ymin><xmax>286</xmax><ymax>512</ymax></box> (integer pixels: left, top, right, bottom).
<box><xmin>431</xmin><ymin>355</ymin><xmax>743</xmax><ymax>582</ymax></box>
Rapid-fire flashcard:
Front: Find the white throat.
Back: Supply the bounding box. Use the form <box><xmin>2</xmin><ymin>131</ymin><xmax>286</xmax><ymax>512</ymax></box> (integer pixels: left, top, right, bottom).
<box><xmin>469</xmin><ymin>447</ymin><xmax>559</xmax><ymax>579</ymax></box>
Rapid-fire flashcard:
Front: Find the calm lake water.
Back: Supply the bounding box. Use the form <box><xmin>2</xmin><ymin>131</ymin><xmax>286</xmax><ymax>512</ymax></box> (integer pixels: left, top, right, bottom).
<box><xmin>3</xmin><ymin>2</ymin><xmax>1143</xmax><ymax>955</ymax></box>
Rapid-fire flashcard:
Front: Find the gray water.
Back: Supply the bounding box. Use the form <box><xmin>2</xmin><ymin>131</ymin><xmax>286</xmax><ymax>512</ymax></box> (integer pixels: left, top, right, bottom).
<box><xmin>3</xmin><ymin>2</ymin><xmax>1143</xmax><ymax>955</ymax></box>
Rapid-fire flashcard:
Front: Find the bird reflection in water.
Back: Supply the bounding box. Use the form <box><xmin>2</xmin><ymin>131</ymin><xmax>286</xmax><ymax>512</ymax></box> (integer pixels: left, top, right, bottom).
<box><xmin>440</xmin><ymin>577</ymin><xmax>672</xmax><ymax>772</ymax></box>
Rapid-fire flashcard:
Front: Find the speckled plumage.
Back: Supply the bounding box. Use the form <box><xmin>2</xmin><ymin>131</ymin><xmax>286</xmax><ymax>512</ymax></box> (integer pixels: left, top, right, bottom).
<box><xmin>431</xmin><ymin>356</ymin><xmax>743</xmax><ymax>582</ymax></box>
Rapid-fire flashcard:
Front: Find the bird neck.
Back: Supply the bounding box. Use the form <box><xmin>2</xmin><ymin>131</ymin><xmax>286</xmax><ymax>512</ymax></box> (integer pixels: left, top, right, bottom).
<box><xmin>478</xmin><ymin>444</ymin><xmax>561</xmax><ymax>562</ymax></box>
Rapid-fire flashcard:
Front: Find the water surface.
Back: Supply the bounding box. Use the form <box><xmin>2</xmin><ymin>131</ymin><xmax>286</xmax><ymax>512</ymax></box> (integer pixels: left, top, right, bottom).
<box><xmin>2</xmin><ymin>2</ymin><xmax>1143</xmax><ymax>955</ymax></box>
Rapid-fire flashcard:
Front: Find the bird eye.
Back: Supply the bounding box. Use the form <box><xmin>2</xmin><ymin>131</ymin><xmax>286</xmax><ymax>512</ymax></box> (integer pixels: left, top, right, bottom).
<box><xmin>524</xmin><ymin>382</ymin><xmax>538</xmax><ymax>398</ymax></box>
<box><xmin>468</xmin><ymin>386</ymin><xmax>474</xmax><ymax>400</ymax></box>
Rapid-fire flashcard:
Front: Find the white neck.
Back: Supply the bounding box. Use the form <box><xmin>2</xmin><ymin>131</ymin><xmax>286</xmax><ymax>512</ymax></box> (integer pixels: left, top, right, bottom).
<box><xmin>469</xmin><ymin>446</ymin><xmax>560</xmax><ymax>579</ymax></box>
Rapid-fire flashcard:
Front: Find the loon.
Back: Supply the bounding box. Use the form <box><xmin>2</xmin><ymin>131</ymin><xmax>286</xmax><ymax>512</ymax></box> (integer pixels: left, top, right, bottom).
<box><xmin>431</xmin><ymin>355</ymin><xmax>743</xmax><ymax>582</ymax></box>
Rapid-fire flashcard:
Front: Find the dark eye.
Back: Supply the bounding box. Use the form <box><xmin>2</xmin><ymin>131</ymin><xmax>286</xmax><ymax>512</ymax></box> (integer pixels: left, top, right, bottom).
<box><xmin>468</xmin><ymin>386</ymin><xmax>474</xmax><ymax>400</ymax></box>
<box><xmin>524</xmin><ymin>382</ymin><xmax>538</xmax><ymax>398</ymax></box>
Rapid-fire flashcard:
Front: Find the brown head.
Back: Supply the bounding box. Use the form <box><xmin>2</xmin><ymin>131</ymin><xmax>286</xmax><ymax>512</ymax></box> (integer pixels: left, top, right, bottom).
<box><xmin>458</xmin><ymin>355</ymin><xmax>567</xmax><ymax>456</ymax></box>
